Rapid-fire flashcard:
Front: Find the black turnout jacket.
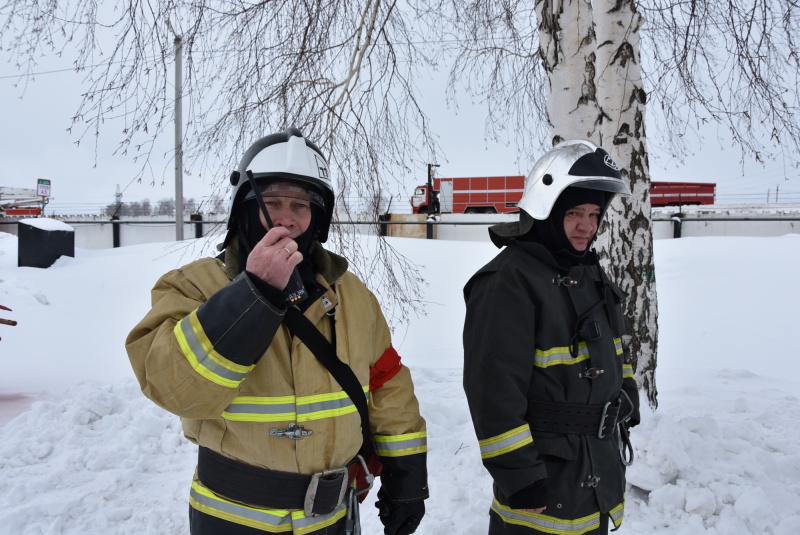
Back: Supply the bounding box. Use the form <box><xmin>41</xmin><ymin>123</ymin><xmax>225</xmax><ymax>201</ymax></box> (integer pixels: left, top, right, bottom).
<box><xmin>463</xmin><ymin>240</ymin><xmax>640</xmax><ymax>532</ymax></box>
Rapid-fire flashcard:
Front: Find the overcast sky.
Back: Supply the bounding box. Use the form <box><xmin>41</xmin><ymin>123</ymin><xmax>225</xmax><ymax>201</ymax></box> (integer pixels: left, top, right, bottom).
<box><xmin>2</xmin><ymin>57</ymin><xmax>799</xmax><ymax>215</ymax></box>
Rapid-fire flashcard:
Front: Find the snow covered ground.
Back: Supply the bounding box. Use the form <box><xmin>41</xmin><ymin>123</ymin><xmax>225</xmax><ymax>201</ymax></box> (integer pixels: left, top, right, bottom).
<box><xmin>1</xmin><ymin>228</ymin><xmax>799</xmax><ymax>534</ymax></box>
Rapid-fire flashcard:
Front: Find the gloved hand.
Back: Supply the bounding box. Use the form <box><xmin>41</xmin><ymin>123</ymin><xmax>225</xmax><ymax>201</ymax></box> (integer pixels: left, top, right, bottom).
<box><xmin>507</xmin><ymin>478</ymin><xmax>548</xmax><ymax>511</ymax></box>
<box><xmin>375</xmin><ymin>487</ymin><xmax>425</xmax><ymax>535</ymax></box>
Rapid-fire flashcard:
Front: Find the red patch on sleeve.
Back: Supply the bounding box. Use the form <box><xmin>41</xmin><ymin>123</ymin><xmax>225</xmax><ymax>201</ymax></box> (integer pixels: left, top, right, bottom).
<box><xmin>369</xmin><ymin>345</ymin><xmax>403</xmax><ymax>391</ymax></box>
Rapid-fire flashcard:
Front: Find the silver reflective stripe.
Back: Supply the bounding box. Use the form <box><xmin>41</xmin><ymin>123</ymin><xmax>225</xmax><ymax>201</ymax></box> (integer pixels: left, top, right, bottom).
<box><xmin>614</xmin><ymin>337</ymin><xmax>623</xmax><ymax>355</ymax></box>
<box><xmin>534</xmin><ymin>343</ymin><xmax>590</xmax><ymax>368</ymax></box>
<box><xmin>479</xmin><ymin>425</ymin><xmax>533</xmax><ymax>459</ymax></box>
<box><xmin>373</xmin><ymin>432</ymin><xmax>428</xmax><ymax>457</ymax></box>
<box><xmin>190</xmin><ymin>484</ymin><xmax>291</xmax><ymax>529</ymax></box>
<box><xmin>609</xmin><ymin>502</ymin><xmax>625</xmax><ymax>527</ymax></box>
<box><xmin>176</xmin><ymin>314</ymin><xmax>250</xmax><ymax>385</ymax></box>
<box><xmin>222</xmin><ymin>388</ymin><xmax>369</xmax><ymax>422</ymax></box>
<box><xmin>293</xmin><ymin>503</ymin><xmax>348</xmax><ymax>530</ymax></box>
<box><xmin>297</xmin><ymin>392</ymin><xmax>364</xmax><ymax>420</ymax></box>
<box><xmin>492</xmin><ymin>499</ymin><xmax>601</xmax><ymax>533</ymax></box>
<box><xmin>223</xmin><ymin>399</ymin><xmax>296</xmax><ymax>419</ymax></box>
<box><xmin>622</xmin><ymin>363</ymin><xmax>634</xmax><ymax>379</ymax></box>
<box><xmin>190</xmin><ymin>481</ymin><xmax>348</xmax><ymax>531</ymax></box>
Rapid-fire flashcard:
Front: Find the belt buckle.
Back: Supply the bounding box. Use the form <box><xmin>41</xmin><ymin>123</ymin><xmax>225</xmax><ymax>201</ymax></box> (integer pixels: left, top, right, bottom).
<box><xmin>304</xmin><ymin>466</ymin><xmax>349</xmax><ymax>517</ymax></box>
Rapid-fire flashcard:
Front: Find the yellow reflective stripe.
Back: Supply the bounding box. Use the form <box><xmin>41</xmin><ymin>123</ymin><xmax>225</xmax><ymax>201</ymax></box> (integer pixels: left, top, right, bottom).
<box><xmin>190</xmin><ymin>481</ymin><xmax>292</xmax><ymax>532</ymax></box>
<box><xmin>297</xmin><ymin>386</ymin><xmax>369</xmax><ymax>422</ymax></box>
<box><xmin>536</xmin><ymin>337</ymin><xmax>624</xmax><ymax>369</ymax></box>
<box><xmin>609</xmin><ymin>501</ymin><xmax>625</xmax><ymax>528</ymax></box>
<box><xmin>174</xmin><ymin>311</ymin><xmax>253</xmax><ymax>388</ymax></box>
<box><xmin>479</xmin><ymin>424</ymin><xmax>533</xmax><ymax>459</ymax></box>
<box><xmin>222</xmin><ymin>395</ymin><xmax>297</xmax><ymax>422</ymax></box>
<box><xmin>221</xmin><ymin>386</ymin><xmax>369</xmax><ymax>423</ymax></box>
<box><xmin>491</xmin><ymin>498</ymin><xmax>609</xmax><ymax>534</ymax></box>
<box><xmin>534</xmin><ymin>342</ymin><xmax>590</xmax><ymax>368</ymax></box>
<box><xmin>614</xmin><ymin>337</ymin><xmax>623</xmax><ymax>355</ymax></box>
<box><xmin>622</xmin><ymin>363</ymin><xmax>634</xmax><ymax>379</ymax></box>
<box><xmin>189</xmin><ymin>481</ymin><xmax>348</xmax><ymax>534</ymax></box>
<box><xmin>373</xmin><ymin>431</ymin><xmax>428</xmax><ymax>457</ymax></box>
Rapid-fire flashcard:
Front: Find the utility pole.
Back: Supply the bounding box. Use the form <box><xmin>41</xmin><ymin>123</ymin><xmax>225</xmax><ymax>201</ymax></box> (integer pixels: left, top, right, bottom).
<box><xmin>426</xmin><ymin>163</ymin><xmax>439</xmax><ymax>239</ymax></box>
<box><xmin>168</xmin><ymin>20</ymin><xmax>185</xmax><ymax>241</ymax></box>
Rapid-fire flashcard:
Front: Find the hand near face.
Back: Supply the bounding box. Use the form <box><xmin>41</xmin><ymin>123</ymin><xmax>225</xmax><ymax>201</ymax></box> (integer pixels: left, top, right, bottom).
<box><xmin>245</xmin><ymin>226</ymin><xmax>303</xmax><ymax>290</ymax></box>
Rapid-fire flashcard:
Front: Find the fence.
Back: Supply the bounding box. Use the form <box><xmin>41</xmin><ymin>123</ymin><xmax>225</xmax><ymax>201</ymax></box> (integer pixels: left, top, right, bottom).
<box><xmin>1</xmin><ymin>205</ymin><xmax>799</xmax><ymax>249</ymax></box>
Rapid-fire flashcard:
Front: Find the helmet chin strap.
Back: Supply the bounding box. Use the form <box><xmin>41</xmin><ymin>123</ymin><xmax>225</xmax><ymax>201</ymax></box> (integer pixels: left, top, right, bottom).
<box><xmin>246</xmin><ymin>170</ymin><xmax>308</xmax><ymax>305</ymax></box>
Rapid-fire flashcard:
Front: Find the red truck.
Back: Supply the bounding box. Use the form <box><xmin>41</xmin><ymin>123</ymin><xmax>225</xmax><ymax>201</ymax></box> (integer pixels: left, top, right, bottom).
<box><xmin>410</xmin><ymin>178</ymin><xmax>716</xmax><ymax>213</ymax></box>
<box><xmin>410</xmin><ymin>175</ymin><xmax>525</xmax><ymax>214</ymax></box>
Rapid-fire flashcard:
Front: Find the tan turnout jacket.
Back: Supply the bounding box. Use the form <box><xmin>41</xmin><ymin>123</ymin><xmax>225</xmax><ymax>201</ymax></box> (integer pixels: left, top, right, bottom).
<box><xmin>126</xmin><ymin>244</ymin><xmax>427</xmax><ymax>530</ymax></box>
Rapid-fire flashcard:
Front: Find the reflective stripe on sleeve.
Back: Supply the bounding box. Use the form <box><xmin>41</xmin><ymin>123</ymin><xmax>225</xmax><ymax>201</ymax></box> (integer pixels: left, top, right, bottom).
<box><xmin>221</xmin><ymin>386</ymin><xmax>370</xmax><ymax>423</ymax></box>
<box><xmin>373</xmin><ymin>431</ymin><xmax>428</xmax><ymax>457</ymax></box>
<box><xmin>534</xmin><ymin>342</ymin><xmax>590</xmax><ymax>368</ymax></box>
<box><xmin>174</xmin><ymin>311</ymin><xmax>253</xmax><ymax>388</ymax></box>
<box><xmin>535</xmin><ymin>337</ymin><xmax>624</xmax><ymax>369</ymax></box>
<box><xmin>491</xmin><ymin>498</ymin><xmax>610</xmax><ymax>534</ymax></box>
<box><xmin>190</xmin><ymin>481</ymin><xmax>347</xmax><ymax>534</ymax></box>
<box><xmin>478</xmin><ymin>424</ymin><xmax>533</xmax><ymax>459</ymax></box>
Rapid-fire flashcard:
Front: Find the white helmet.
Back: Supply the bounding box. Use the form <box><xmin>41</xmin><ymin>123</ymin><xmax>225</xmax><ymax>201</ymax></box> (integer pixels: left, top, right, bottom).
<box><xmin>225</xmin><ymin>127</ymin><xmax>335</xmax><ymax>246</ymax></box>
<box><xmin>518</xmin><ymin>139</ymin><xmax>631</xmax><ymax>220</ymax></box>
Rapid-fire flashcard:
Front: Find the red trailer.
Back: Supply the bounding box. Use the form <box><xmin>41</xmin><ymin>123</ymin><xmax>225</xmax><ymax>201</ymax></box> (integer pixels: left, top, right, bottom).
<box><xmin>650</xmin><ymin>181</ymin><xmax>716</xmax><ymax>206</ymax></box>
<box><xmin>410</xmin><ymin>177</ymin><xmax>716</xmax><ymax>213</ymax></box>
<box><xmin>410</xmin><ymin>175</ymin><xmax>525</xmax><ymax>214</ymax></box>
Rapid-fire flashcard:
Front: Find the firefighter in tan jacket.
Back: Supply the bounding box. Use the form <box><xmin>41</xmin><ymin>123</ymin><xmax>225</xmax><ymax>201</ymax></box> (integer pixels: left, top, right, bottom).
<box><xmin>126</xmin><ymin>128</ymin><xmax>428</xmax><ymax>535</ymax></box>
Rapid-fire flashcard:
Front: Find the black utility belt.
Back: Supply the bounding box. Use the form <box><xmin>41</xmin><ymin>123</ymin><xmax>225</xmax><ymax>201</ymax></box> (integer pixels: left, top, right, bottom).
<box><xmin>197</xmin><ymin>446</ymin><xmax>356</xmax><ymax>516</ymax></box>
<box><xmin>528</xmin><ymin>394</ymin><xmax>631</xmax><ymax>439</ymax></box>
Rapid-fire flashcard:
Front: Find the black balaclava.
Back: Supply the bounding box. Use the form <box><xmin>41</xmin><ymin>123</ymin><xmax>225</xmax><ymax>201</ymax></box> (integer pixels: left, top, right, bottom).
<box><xmin>527</xmin><ymin>186</ymin><xmax>608</xmax><ymax>263</ymax></box>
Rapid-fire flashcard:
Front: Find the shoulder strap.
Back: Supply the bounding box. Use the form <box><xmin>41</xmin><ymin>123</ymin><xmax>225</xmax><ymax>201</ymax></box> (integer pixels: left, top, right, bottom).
<box><xmin>283</xmin><ymin>307</ymin><xmax>371</xmax><ymax>452</ymax></box>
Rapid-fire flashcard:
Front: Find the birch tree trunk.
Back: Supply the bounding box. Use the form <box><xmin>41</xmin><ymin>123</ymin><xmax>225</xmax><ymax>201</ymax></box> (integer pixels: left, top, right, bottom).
<box><xmin>537</xmin><ymin>0</ymin><xmax>658</xmax><ymax>406</ymax></box>
<box><xmin>536</xmin><ymin>0</ymin><xmax>601</xmax><ymax>143</ymax></box>
<box><xmin>593</xmin><ymin>0</ymin><xmax>658</xmax><ymax>407</ymax></box>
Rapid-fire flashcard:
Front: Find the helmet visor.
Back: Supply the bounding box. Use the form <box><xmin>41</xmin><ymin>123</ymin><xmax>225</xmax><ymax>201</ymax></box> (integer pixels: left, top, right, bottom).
<box><xmin>573</xmin><ymin>177</ymin><xmax>632</xmax><ymax>196</ymax></box>
<box><xmin>244</xmin><ymin>180</ymin><xmax>327</xmax><ymax>209</ymax></box>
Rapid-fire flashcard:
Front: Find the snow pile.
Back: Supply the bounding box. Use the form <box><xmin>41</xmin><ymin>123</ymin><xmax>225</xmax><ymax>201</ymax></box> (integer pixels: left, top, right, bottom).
<box><xmin>19</xmin><ymin>217</ymin><xmax>75</xmax><ymax>232</ymax></box>
<box><xmin>626</xmin><ymin>371</ymin><xmax>800</xmax><ymax>535</ymax></box>
<box><xmin>0</xmin><ymin>381</ymin><xmax>195</xmax><ymax>533</ymax></box>
<box><xmin>2</xmin><ymin>231</ymin><xmax>800</xmax><ymax>534</ymax></box>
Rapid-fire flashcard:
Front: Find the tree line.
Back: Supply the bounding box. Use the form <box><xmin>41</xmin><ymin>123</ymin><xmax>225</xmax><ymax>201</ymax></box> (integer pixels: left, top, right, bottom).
<box><xmin>104</xmin><ymin>196</ymin><xmax>227</xmax><ymax>218</ymax></box>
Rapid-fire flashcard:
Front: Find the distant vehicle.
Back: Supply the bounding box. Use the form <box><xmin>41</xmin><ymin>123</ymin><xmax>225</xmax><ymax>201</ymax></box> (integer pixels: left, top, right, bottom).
<box><xmin>410</xmin><ymin>178</ymin><xmax>716</xmax><ymax>214</ymax></box>
<box><xmin>0</xmin><ymin>187</ymin><xmax>45</xmax><ymax>216</ymax></box>
<box><xmin>649</xmin><ymin>181</ymin><xmax>716</xmax><ymax>206</ymax></box>
<box><xmin>410</xmin><ymin>176</ymin><xmax>525</xmax><ymax>214</ymax></box>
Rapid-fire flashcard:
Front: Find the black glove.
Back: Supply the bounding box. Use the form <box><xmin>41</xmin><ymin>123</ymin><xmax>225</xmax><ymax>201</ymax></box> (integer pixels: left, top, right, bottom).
<box><xmin>375</xmin><ymin>487</ymin><xmax>425</xmax><ymax>535</ymax></box>
<box><xmin>507</xmin><ymin>479</ymin><xmax>548</xmax><ymax>510</ymax></box>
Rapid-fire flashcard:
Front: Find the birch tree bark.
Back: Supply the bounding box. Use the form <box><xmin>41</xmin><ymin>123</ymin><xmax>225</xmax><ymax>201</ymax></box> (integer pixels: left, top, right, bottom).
<box><xmin>593</xmin><ymin>0</ymin><xmax>658</xmax><ymax>407</ymax></box>
<box><xmin>536</xmin><ymin>0</ymin><xmax>657</xmax><ymax>406</ymax></box>
<box><xmin>535</xmin><ymin>0</ymin><xmax>600</xmax><ymax>142</ymax></box>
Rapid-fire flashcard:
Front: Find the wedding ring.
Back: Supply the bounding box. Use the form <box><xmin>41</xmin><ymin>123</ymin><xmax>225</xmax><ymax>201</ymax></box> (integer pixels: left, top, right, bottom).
<box><xmin>282</xmin><ymin>247</ymin><xmax>291</xmax><ymax>255</ymax></box>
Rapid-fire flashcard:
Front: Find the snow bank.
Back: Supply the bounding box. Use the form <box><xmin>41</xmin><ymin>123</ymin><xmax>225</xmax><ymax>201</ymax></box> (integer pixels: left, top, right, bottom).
<box><xmin>2</xmin><ymin>232</ymin><xmax>800</xmax><ymax>533</ymax></box>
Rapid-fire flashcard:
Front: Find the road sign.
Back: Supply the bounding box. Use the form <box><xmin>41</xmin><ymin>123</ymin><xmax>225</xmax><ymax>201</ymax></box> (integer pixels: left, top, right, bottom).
<box><xmin>37</xmin><ymin>178</ymin><xmax>51</xmax><ymax>197</ymax></box>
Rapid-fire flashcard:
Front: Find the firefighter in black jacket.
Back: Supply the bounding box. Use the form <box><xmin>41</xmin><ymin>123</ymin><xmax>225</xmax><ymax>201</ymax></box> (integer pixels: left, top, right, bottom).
<box><xmin>463</xmin><ymin>140</ymin><xmax>641</xmax><ymax>534</ymax></box>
